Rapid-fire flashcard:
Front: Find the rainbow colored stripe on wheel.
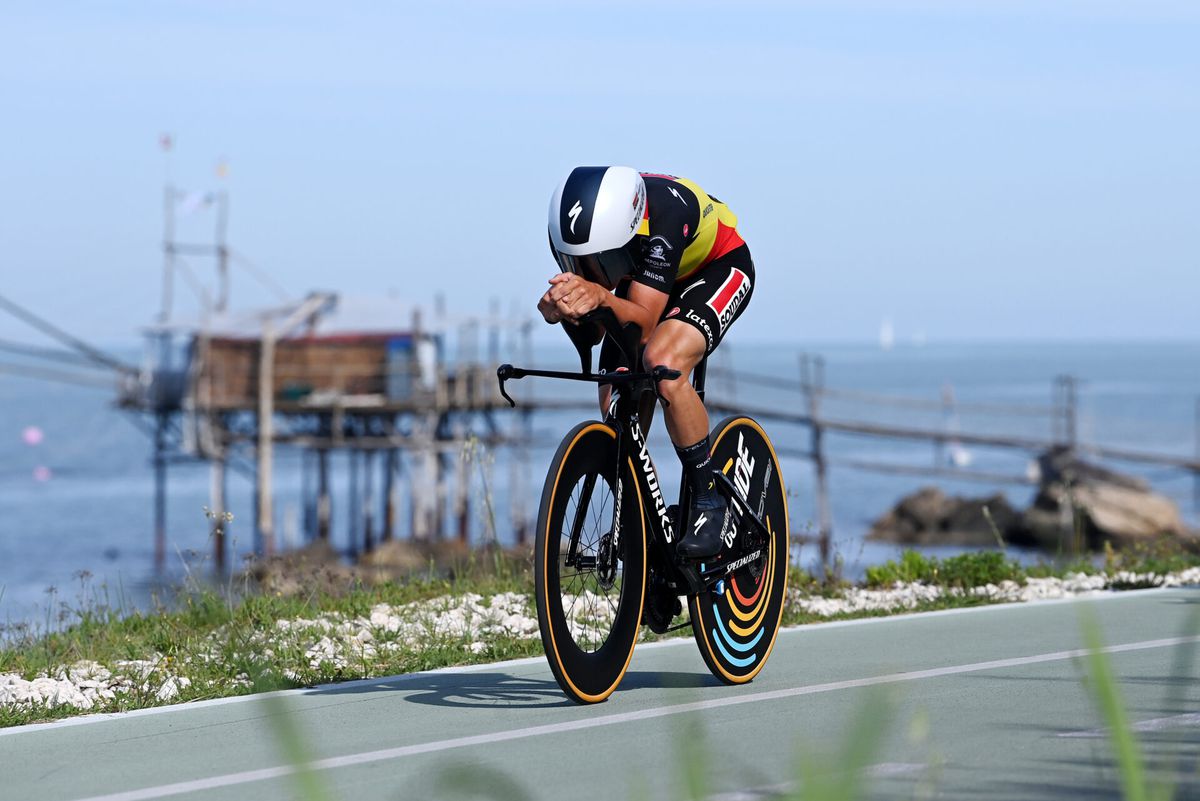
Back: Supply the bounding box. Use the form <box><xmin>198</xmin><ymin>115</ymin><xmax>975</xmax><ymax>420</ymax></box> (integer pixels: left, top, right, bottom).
<box><xmin>709</xmin><ymin>523</ymin><xmax>775</xmax><ymax>667</ymax></box>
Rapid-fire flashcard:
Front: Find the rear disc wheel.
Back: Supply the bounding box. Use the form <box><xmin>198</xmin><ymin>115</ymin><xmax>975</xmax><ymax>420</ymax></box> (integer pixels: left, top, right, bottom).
<box><xmin>689</xmin><ymin>416</ymin><xmax>790</xmax><ymax>684</ymax></box>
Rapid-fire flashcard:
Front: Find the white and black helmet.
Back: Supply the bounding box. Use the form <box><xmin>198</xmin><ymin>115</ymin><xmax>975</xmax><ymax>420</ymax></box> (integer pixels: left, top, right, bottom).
<box><xmin>548</xmin><ymin>166</ymin><xmax>646</xmax><ymax>287</ymax></box>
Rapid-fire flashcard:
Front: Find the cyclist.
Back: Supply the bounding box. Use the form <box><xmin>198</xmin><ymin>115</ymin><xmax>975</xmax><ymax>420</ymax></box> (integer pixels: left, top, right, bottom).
<box><xmin>540</xmin><ymin>166</ymin><xmax>754</xmax><ymax>559</ymax></box>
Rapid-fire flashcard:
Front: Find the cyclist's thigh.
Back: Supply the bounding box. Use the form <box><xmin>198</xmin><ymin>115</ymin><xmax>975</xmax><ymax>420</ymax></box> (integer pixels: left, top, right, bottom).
<box><xmin>661</xmin><ymin>245</ymin><xmax>755</xmax><ymax>355</ymax></box>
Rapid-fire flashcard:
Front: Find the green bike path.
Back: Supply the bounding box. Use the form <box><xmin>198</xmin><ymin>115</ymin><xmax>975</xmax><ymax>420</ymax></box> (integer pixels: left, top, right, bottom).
<box><xmin>3</xmin><ymin>589</ymin><xmax>1199</xmax><ymax>801</ymax></box>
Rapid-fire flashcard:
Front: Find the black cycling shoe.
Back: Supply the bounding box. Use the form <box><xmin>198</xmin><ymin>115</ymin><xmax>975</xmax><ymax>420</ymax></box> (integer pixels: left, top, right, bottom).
<box><xmin>677</xmin><ymin>501</ymin><xmax>732</xmax><ymax>559</ymax></box>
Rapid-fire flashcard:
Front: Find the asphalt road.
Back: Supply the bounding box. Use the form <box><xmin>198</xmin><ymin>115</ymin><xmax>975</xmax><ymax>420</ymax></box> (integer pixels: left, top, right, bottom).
<box><xmin>3</xmin><ymin>589</ymin><xmax>1199</xmax><ymax>801</ymax></box>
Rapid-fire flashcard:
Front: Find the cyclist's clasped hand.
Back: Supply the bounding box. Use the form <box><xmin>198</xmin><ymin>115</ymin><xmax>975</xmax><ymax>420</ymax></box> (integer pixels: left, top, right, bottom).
<box><xmin>536</xmin><ymin>285</ymin><xmax>563</xmax><ymax>324</ymax></box>
<box><xmin>540</xmin><ymin>272</ymin><xmax>606</xmax><ymax>324</ymax></box>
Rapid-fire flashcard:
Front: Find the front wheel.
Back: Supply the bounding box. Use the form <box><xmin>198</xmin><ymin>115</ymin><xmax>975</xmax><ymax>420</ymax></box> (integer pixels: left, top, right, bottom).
<box><xmin>535</xmin><ymin>421</ymin><xmax>647</xmax><ymax>703</ymax></box>
<box><xmin>689</xmin><ymin>416</ymin><xmax>790</xmax><ymax>684</ymax></box>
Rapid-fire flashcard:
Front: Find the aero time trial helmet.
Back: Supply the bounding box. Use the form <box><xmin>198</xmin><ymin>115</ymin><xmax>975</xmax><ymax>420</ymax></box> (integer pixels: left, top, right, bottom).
<box><xmin>548</xmin><ymin>166</ymin><xmax>646</xmax><ymax>288</ymax></box>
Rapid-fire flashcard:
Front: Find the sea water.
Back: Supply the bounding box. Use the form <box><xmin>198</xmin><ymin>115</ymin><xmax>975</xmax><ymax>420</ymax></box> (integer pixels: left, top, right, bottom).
<box><xmin>2</xmin><ymin>340</ymin><xmax>1197</xmax><ymax>627</ymax></box>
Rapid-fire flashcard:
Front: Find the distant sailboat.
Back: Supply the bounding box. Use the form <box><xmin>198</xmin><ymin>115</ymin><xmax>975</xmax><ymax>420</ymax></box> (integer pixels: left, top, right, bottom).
<box><xmin>878</xmin><ymin>317</ymin><xmax>895</xmax><ymax>351</ymax></box>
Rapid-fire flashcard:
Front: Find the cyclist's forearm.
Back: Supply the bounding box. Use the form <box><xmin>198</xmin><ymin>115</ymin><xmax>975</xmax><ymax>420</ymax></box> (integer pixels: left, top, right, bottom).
<box><xmin>600</xmin><ymin>293</ymin><xmax>659</xmax><ymax>344</ymax></box>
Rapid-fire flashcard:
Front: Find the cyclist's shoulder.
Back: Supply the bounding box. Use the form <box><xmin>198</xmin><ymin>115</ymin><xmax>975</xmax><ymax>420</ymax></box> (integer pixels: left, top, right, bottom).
<box><xmin>640</xmin><ymin>172</ymin><xmax>708</xmax><ymax>202</ymax></box>
<box><xmin>640</xmin><ymin>173</ymin><xmax>706</xmax><ymax>235</ymax></box>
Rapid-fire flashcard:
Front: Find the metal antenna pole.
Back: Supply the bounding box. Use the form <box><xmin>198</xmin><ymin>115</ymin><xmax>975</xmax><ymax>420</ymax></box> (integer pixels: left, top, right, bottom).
<box><xmin>215</xmin><ymin>190</ymin><xmax>230</xmax><ymax>314</ymax></box>
<box><xmin>161</xmin><ymin>182</ymin><xmax>175</xmax><ymax>324</ymax></box>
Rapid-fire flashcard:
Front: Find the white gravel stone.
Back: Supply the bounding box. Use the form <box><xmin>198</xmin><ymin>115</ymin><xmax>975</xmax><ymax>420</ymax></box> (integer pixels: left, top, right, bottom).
<box><xmin>0</xmin><ymin>657</ymin><xmax>190</xmax><ymax>713</ymax></box>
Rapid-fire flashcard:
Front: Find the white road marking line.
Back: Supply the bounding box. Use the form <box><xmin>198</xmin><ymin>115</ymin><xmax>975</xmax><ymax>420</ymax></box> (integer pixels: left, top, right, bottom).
<box><xmin>1058</xmin><ymin>711</ymin><xmax>1200</xmax><ymax>739</ymax></box>
<box><xmin>867</xmin><ymin>762</ymin><xmax>926</xmax><ymax>777</ymax></box>
<box><xmin>66</xmin><ymin>634</ymin><xmax>1200</xmax><ymax>801</ymax></box>
<box><xmin>2</xmin><ymin>585</ymin><xmax>1178</xmax><ymax>739</ymax></box>
<box><xmin>707</xmin><ymin>780</ymin><xmax>792</xmax><ymax>800</ymax></box>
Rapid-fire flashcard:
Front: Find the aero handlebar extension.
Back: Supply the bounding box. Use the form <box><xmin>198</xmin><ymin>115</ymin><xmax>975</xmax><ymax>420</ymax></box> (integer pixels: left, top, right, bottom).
<box><xmin>496</xmin><ymin>307</ymin><xmax>681</xmax><ymax>408</ymax></box>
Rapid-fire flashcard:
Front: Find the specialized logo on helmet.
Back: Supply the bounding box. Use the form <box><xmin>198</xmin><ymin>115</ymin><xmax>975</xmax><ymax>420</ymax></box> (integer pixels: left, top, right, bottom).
<box><xmin>629</xmin><ymin>182</ymin><xmax>646</xmax><ymax>234</ymax></box>
<box><xmin>668</xmin><ymin>186</ymin><xmax>687</xmax><ymax>205</ymax></box>
<box><xmin>567</xmin><ymin>200</ymin><xmax>583</xmax><ymax>234</ymax></box>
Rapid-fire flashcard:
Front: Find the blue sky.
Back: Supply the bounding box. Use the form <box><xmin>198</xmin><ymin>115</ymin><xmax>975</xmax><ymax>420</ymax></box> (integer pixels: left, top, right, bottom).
<box><xmin>1</xmin><ymin>1</ymin><xmax>1197</xmax><ymax>345</ymax></box>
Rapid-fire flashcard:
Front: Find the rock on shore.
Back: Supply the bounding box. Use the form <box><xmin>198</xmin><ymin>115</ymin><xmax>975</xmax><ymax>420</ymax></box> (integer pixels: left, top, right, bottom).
<box><xmin>870</xmin><ymin>447</ymin><xmax>1197</xmax><ymax>551</ymax></box>
<box><xmin>1023</xmin><ymin>446</ymin><xmax>1193</xmax><ymax>550</ymax></box>
<box><xmin>868</xmin><ymin>487</ymin><xmax>1024</xmax><ymax>547</ymax></box>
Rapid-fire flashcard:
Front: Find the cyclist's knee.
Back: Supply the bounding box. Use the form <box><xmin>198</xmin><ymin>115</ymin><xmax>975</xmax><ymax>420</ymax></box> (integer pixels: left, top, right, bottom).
<box><xmin>642</xmin><ymin>342</ymin><xmax>674</xmax><ymax>375</ymax></box>
<box><xmin>643</xmin><ymin>350</ymin><xmax>694</xmax><ymax>406</ymax></box>
<box><xmin>643</xmin><ymin>335</ymin><xmax>701</xmax><ymax>378</ymax></box>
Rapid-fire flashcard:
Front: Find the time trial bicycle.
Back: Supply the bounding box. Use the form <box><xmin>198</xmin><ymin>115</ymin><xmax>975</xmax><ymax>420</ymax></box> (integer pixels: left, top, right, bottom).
<box><xmin>497</xmin><ymin>306</ymin><xmax>789</xmax><ymax>704</ymax></box>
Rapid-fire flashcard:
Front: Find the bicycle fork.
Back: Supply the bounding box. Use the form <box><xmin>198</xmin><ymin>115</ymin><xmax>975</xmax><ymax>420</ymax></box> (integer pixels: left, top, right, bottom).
<box><xmin>564</xmin><ymin>473</ymin><xmax>596</xmax><ymax>569</ymax></box>
<box><xmin>565</xmin><ymin>468</ymin><xmax>624</xmax><ymax>586</ymax></box>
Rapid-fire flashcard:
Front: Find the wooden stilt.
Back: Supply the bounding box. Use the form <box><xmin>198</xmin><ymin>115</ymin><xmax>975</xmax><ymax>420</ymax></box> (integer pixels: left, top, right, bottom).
<box><xmin>317</xmin><ymin>448</ymin><xmax>331</xmax><ymax>541</ymax></box>
<box><xmin>801</xmin><ymin>355</ymin><xmax>832</xmax><ymax>570</ymax></box>
<box><xmin>383</xmin><ymin>448</ymin><xmax>397</xmax><ymax>542</ymax></box>
<box><xmin>153</xmin><ymin>412</ymin><xmax>167</xmax><ymax>573</ymax></box>
<box><xmin>211</xmin><ymin>454</ymin><xmax>227</xmax><ymax>572</ymax></box>
<box><xmin>348</xmin><ymin>449</ymin><xmax>360</xmax><ymax>558</ymax></box>
<box><xmin>364</xmin><ymin>448</ymin><xmax>375</xmax><ymax>553</ymax></box>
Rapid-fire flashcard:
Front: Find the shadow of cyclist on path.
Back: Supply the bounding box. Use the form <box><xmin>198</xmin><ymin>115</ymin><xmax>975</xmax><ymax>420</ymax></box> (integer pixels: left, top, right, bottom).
<box><xmin>309</xmin><ymin>667</ymin><xmax>719</xmax><ymax>710</ymax></box>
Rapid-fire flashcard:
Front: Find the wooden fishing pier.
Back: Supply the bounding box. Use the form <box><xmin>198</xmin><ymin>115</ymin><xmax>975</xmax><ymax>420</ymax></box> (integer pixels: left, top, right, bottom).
<box><xmin>116</xmin><ymin>291</ymin><xmax>553</xmax><ymax>571</ymax></box>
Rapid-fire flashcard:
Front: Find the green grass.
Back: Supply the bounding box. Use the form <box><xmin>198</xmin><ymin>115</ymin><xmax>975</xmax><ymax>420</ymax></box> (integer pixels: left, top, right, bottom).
<box><xmin>4</xmin><ymin>541</ymin><xmax>1199</xmax><ymax>730</ymax></box>
<box><xmin>865</xmin><ymin>538</ymin><xmax>1200</xmax><ymax>591</ymax></box>
<box><xmin>865</xmin><ymin>550</ymin><xmax>1025</xmax><ymax>589</ymax></box>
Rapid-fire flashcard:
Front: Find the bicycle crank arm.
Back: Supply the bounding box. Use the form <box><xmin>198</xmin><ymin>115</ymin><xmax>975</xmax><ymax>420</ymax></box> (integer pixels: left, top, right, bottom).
<box><xmin>674</xmin><ymin>546</ymin><xmax>764</xmax><ymax>595</ymax></box>
<box><xmin>701</xmin><ymin>548</ymin><xmax>764</xmax><ymax>579</ymax></box>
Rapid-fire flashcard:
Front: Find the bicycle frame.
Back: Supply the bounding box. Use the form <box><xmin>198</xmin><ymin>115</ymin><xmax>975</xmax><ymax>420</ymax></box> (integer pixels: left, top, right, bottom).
<box><xmin>497</xmin><ymin>307</ymin><xmax>771</xmax><ymax>596</ymax></box>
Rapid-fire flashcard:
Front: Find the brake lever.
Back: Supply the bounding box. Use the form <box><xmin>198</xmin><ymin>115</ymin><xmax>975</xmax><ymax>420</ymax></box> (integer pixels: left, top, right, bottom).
<box><xmin>653</xmin><ymin>365</ymin><xmax>682</xmax><ymax>382</ymax></box>
<box><xmin>496</xmin><ymin>363</ymin><xmax>522</xmax><ymax>407</ymax></box>
<box><xmin>650</xmin><ymin>364</ymin><xmax>682</xmax><ymax>408</ymax></box>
